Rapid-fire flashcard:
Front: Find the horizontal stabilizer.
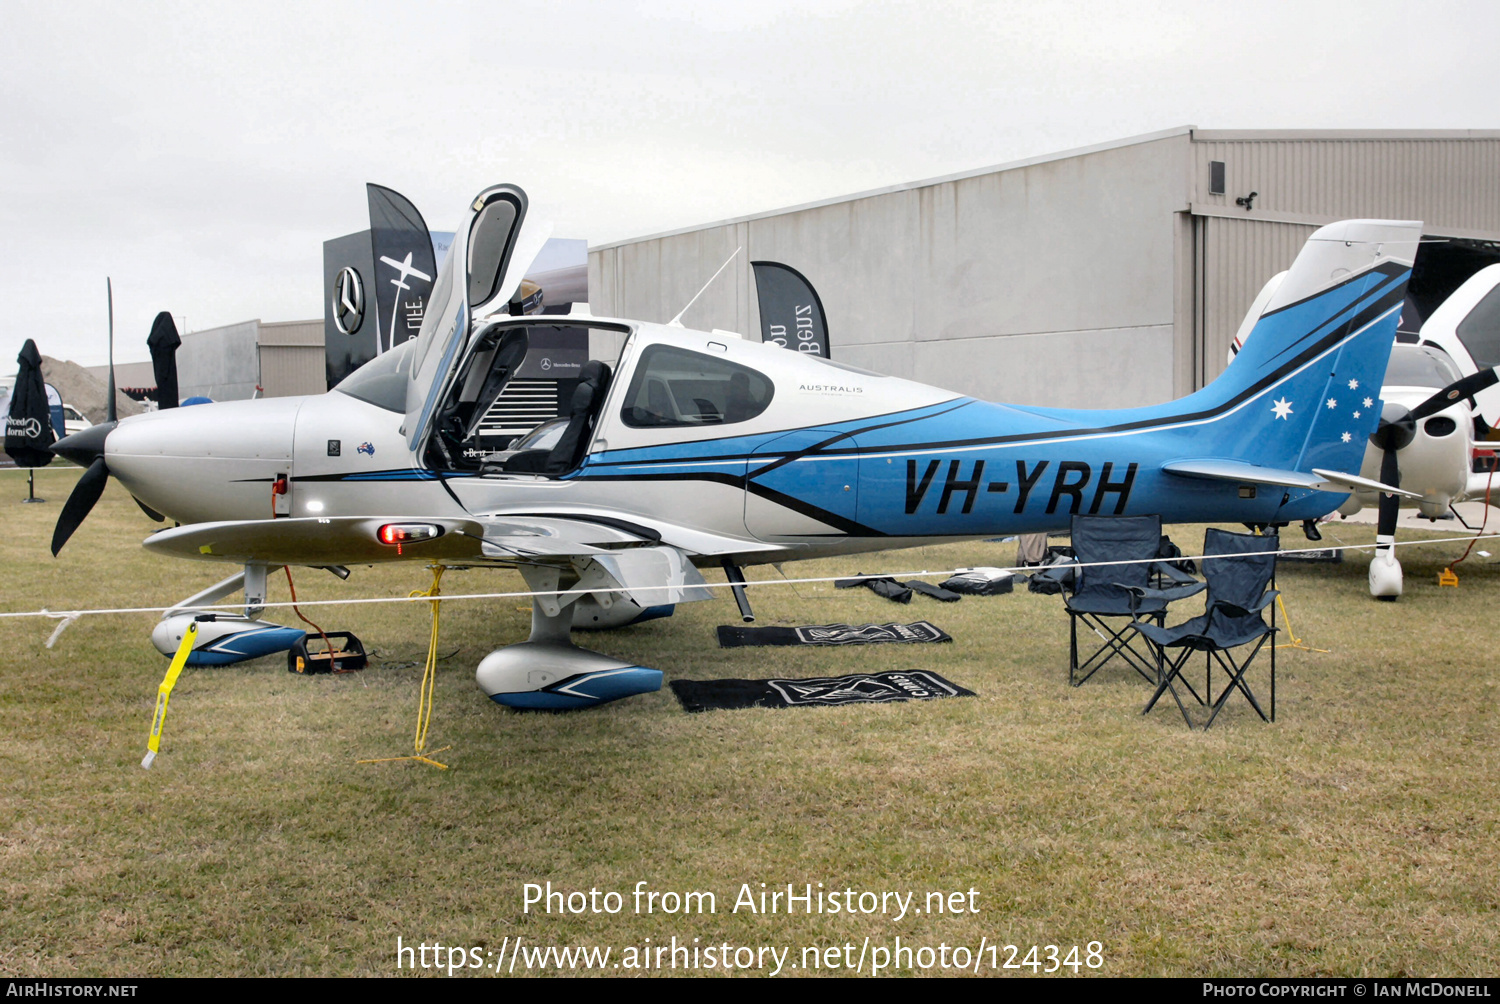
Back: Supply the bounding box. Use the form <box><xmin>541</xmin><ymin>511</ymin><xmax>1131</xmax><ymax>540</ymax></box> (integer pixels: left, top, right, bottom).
<box><xmin>1310</xmin><ymin>467</ymin><xmax>1423</xmax><ymax>500</ymax></box>
<box><xmin>1162</xmin><ymin>459</ymin><xmax>1328</xmax><ymax>490</ymax></box>
<box><xmin>1163</xmin><ymin>459</ymin><xmax>1423</xmax><ymax>500</ymax></box>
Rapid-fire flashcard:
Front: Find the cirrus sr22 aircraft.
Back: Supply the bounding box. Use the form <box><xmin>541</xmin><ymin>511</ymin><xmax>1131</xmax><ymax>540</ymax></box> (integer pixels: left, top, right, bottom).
<box><xmin>50</xmin><ymin>184</ymin><xmax>1422</xmax><ymax>710</ymax></box>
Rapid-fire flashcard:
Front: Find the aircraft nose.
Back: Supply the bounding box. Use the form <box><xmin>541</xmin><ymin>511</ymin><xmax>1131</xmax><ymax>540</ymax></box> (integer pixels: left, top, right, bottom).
<box><xmin>52</xmin><ymin>421</ymin><xmax>116</xmax><ymax>467</ymax></box>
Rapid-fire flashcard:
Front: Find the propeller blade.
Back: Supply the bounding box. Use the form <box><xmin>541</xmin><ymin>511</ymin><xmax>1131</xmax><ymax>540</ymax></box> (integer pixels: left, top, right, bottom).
<box><xmin>1375</xmin><ymin>444</ymin><xmax>1403</xmax><ymax>543</ymax></box>
<box><xmin>106</xmin><ymin>278</ymin><xmax>117</xmax><ymax>424</ymax></box>
<box><xmin>1408</xmin><ymin>367</ymin><xmax>1500</xmax><ymax>422</ymax></box>
<box><xmin>51</xmin><ymin>457</ymin><xmax>110</xmax><ymax>557</ymax></box>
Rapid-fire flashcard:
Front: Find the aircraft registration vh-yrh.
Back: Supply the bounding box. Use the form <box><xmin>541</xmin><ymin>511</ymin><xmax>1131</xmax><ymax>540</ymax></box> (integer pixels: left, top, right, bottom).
<box><xmin>49</xmin><ymin>184</ymin><xmax>1422</xmax><ymax>710</ymax></box>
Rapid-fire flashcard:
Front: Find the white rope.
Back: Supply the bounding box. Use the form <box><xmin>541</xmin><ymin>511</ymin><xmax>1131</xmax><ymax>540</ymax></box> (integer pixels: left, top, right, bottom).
<box><xmin>43</xmin><ymin>610</ymin><xmax>81</xmax><ymax>647</ymax></box>
<box><xmin>1</xmin><ymin>530</ymin><xmax>1496</xmax><ymax>625</ymax></box>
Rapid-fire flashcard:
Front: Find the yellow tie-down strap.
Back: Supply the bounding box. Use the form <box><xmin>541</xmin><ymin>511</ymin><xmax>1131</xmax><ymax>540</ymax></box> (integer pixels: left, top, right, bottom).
<box><xmin>142</xmin><ymin>620</ymin><xmax>199</xmax><ymax>770</ymax></box>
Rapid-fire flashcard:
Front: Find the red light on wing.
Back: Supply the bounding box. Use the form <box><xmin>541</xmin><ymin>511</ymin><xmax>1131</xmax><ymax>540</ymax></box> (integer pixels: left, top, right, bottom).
<box><xmin>377</xmin><ymin>523</ymin><xmax>442</xmax><ymax>546</ymax></box>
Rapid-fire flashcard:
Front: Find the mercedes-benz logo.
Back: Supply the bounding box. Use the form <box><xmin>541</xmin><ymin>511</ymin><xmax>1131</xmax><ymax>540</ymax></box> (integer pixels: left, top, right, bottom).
<box><xmin>333</xmin><ymin>266</ymin><xmax>364</xmax><ymax>335</ymax></box>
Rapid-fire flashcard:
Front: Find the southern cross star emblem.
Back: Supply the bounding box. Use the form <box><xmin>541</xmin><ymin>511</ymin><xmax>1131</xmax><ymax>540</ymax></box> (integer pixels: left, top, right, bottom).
<box><xmin>1348</xmin><ymin>379</ymin><xmax>1360</xmax><ymax>390</ymax></box>
<box><xmin>1271</xmin><ymin>398</ymin><xmax>1294</xmax><ymax>420</ymax></box>
<box><xmin>1364</xmin><ymin>397</ymin><xmax>1374</xmax><ymax>408</ymax></box>
<box><xmin>1341</xmin><ymin>432</ymin><xmax>1352</xmax><ymax>443</ymax></box>
<box><xmin>1327</xmin><ymin>398</ymin><xmax>1338</xmax><ymax>410</ymax></box>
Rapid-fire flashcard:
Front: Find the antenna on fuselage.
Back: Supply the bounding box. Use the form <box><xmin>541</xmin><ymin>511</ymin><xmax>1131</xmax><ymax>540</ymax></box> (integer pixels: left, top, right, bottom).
<box><xmin>668</xmin><ymin>247</ymin><xmax>741</xmax><ymax>327</ymax></box>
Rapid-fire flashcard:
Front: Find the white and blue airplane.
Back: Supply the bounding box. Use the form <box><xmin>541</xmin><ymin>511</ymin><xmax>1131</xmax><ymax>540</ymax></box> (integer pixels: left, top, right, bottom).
<box><xmin>50</xmin><ymin>183</ymin><xmax>1421</xmax><ymax>709</ymax></box>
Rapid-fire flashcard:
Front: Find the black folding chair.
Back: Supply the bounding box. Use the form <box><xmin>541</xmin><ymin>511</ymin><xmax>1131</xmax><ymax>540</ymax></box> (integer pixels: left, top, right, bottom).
<box><xmin>1132</xmin><ymin>528</ymin><xmax>1279</xmax><ymax>730</ymax></box>
<box><xmin>1036</xmin><ymin>515</ymin><xmax>1205</xmax><ymax>687</ymax></box>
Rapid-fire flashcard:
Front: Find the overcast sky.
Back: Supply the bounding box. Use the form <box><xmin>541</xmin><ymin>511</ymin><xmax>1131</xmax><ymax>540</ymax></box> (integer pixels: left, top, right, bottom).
<box><xmin>2</xmin><ymin>0</ymin><xmax>1497</xmax><ymax>369</ymax></box>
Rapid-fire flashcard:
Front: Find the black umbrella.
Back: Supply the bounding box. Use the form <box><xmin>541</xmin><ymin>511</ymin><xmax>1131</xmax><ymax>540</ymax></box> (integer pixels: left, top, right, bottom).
<box><xmin>147</xmin><ymin>311</ymin><xmax>181</xmax><ymax>410</ymax></box>
<box><xmin>6</xmin><ymin>339</ymin><xmax>56</xmax><ymax>502</ymax></box>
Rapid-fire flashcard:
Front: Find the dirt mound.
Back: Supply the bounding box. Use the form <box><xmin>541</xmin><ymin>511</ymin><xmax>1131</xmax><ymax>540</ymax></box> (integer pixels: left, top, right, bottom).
<box><xmin>39</xmin><ymin>357</ymin><xmax>144</xmax><ymax>424</ymax></box>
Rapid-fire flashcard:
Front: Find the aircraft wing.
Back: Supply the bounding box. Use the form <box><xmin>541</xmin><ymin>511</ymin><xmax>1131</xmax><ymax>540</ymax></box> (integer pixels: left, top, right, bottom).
<box><xmin>143</xmin><ymin>514</ymin><xmax>668</xmax><ymax>565</ymax></box>
<box><xmin>141</xmin><ymin>515</ymin><xmax>714</xmax><ymax>604</ymax></box>
<box><xmin>1162</xmin><ymin>459</ymin><xmax>1422</xmax><ymax>499</ymax></box>
<box><xmin>1466</xmin><ymin>470</ymin><xmax>1500</xmax><ymax>505</ymax></box>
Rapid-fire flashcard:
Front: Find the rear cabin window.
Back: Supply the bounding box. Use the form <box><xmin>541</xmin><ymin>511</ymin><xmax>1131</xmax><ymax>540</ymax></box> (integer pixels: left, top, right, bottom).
<box><xmin>620</xmin><ymin>345</ymin><xmax>773</xmax><ymax>428</ymax></box>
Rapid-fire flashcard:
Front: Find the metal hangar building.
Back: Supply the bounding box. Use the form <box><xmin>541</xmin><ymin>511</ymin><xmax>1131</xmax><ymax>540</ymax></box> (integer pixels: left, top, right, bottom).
<box><xmin>587</xmin><ymin>127</ymin><xmax>1500</xmax><ymax>409</ymax></box>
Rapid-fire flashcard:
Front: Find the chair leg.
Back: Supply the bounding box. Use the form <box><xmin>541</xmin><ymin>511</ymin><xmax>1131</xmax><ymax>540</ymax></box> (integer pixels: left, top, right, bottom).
<box><xmin>1069</xmin><ymin>612</ymin><xmax>1079</xmax><ymax>687</ymax></box>
<box><xmin>1203</xmin><ymin>637</ymin><xmax>1272</xmax><ymax>730</ymax></box>
<box><xmin>1071</xmin><ymin>612</ymin><xmax>1163</xmax><ymax>686</ymax></box>
<box><xmin>1143</xmin><ymin>648</ymin><xmax>1197</xmax><ymax>728</ymax></box>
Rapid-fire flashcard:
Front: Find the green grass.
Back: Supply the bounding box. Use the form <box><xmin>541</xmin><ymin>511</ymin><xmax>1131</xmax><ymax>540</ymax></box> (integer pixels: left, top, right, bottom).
<box><xmin>1</xmin><ymin>464</ymin><xmax>1497</xmax><ymax>977</ymax></box>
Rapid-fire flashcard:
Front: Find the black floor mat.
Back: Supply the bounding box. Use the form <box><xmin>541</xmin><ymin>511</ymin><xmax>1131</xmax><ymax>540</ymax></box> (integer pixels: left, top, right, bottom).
<box><xmin>716</xmin><ymin>622</ymin><xmax>952</xmax><ymax>647</ymax></box>
<box><xmin>670</xmin><ymin>670</ymin><xmax>975</xmax><ymax>712</ymax></box>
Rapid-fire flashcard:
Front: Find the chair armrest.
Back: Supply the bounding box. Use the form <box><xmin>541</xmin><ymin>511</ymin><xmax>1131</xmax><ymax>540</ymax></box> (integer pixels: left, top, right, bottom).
<box><xmin>1120</xmin><ymin>580</ymin><xmax>1205</xmax><ymax>616</ymax></box>
<box><xmin>1208</xmin><ymin>589</ymin><xmax>1279</xmax><ymax>618</ymax></box>
<box><xmin>1151</xmin><ymin>561</ymin><xmax>1201</xmax><ymax>587</ymax></box>
<box><xmin>1030</xmin><ymin>561</ymin><xmax>1077</xmax><ymax>591</ymax></box>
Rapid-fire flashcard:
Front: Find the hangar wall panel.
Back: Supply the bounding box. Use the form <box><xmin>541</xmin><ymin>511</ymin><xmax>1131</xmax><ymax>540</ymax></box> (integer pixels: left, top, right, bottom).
<box><xmin>1191</xmin><ymin>132</ymin><xmax>1500</xmax><ymax>239</ymax></box>
<box><xmin>593</xmin><ymin>132</ymin><xmax>1192</xmax><ymax>408</ymax></box>
<box><xmin>178</xmin><ymin>321</ymin><xmax>261</xmax><ymax>401</ymax></box>
<box><xmin>258</xmin><ymin>320</ymin><xmax>326</xmax><ymax>398</ymax></box>
<box><xmin>915</xmin><ymin>325</ymin><xmax>1175</xmax><ymax>409</ymax></box>
<box><xmin>1196</xmin><ymin>217</ymin><xmax>1316</xmax><ymax>386</ymax></box>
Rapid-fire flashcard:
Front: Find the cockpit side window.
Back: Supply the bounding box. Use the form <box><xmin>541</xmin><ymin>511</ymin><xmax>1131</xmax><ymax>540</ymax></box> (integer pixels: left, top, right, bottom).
<box><xmin>619</xmin><ymin>345</ymin><xmax>773</xmax><ymax>428</ymax></box>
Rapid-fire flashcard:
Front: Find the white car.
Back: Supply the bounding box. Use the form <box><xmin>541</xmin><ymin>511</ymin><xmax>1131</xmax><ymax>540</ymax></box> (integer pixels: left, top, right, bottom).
<box><xmin>60</xmin><ymin>404</ymin><xmax>91</xmax><ymax>437</ymax></box>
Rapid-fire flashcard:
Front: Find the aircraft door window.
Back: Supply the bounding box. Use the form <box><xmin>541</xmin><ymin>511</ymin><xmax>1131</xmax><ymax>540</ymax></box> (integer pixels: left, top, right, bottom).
<box><xmin>1456</xmin><ymin>284</ymin><xmax>1500</xmax><ymax>369</ymax></box>
<box><xmin>620</xmin><ymin>345</ymin><xmax>773</xmax><ymax>428</ymax></box>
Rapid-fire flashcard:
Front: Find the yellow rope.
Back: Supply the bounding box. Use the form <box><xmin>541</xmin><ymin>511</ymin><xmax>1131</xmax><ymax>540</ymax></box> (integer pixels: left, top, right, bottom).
<box><xmin>358</xmin><ymin>566</ymin><xmax>450</xmax><ymax>770</ymax></box>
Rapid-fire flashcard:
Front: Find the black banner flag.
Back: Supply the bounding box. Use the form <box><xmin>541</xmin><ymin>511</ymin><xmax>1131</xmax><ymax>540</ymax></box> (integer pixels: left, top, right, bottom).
<box><xmin>751</xmin><ymin>261</ymin><xmax>830</xmax><ymax>359</ymax></box>
<box><xmin>367</xmin><ymin>183</ymin><xmax>439</xmax><ymax>353</ymax></box>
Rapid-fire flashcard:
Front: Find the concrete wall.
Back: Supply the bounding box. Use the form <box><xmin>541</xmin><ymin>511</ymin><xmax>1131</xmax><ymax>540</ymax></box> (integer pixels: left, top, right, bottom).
<box><xmin>592</xmin><ymin>129</ymin><xmax>1193</xmax><ymax>410</ymax></box>
<box><xmin>592</xmin><ymin>127</ymin><xmax>1500</xmax><ymax>412</ymax></box>
<box><xmin>178</xmin><ymin>321</ymin><xmax>261</xmax><ymax>401</ymax></box>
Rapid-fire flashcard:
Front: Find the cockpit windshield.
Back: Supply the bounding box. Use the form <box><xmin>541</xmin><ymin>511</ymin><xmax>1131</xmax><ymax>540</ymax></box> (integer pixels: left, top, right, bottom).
<box><xmin>334</xmin><ymin>339</ymin><xmax>417</xmax><ymax>412</ymax></box>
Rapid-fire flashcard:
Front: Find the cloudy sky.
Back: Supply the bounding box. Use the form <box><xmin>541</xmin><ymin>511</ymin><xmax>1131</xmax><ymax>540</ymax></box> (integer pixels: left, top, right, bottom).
<box><xmin>2</xmin><ymin>0</ymin><xmax>1497</xmax><ymax>368</ymax></box>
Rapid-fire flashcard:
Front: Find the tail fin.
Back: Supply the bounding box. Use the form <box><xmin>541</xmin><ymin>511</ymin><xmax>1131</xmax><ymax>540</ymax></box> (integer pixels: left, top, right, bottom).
<box><xmin>1195</xmin><ymin>219</ymin><xmax>1421</xmax><ymax>477</ymax></box>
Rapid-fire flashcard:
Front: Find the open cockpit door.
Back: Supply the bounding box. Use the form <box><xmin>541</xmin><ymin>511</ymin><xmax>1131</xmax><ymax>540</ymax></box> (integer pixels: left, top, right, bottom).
<box><xmin>403</xmin><ymin>184</ymin><xmax>552</xmax><ymax>455</ymax></box>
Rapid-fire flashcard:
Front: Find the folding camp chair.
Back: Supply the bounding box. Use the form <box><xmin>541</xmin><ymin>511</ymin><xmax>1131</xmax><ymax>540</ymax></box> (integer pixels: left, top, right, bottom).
<box><xmin>1132</xmin><ymin>528</ymin><xmax>1279</xmax><ymax>730</ymax></box>
<box><xmin>1036</xmin><ymin>515</ymin><xmax>1205</xmax><ymax>687</ymax></box>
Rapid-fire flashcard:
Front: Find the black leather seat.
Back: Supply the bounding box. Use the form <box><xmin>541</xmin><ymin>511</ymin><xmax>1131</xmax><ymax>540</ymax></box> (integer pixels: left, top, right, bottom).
<box><xmin>542</xmin><ymin>360</ymin><xmax>612</xmax><ymax>475</ymax></box>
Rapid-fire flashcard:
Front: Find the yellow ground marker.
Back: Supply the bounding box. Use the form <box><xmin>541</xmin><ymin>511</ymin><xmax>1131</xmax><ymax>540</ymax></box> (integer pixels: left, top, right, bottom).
<box><xmin>142</xmin><ymin>620</ymin><xmax>198</xmax><ymax>769</ymax></box>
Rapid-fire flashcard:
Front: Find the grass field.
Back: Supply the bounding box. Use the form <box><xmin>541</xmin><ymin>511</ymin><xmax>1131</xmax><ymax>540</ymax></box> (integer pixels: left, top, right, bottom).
<box><xmin>1</xmin><ymin>464</ymin><xmax>1497</xmax><ymax>978</ymax></box>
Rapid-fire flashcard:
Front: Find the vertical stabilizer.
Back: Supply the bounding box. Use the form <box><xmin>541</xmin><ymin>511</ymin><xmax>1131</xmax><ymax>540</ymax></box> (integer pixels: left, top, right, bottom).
<box><xmin>1196</xmin><ymin>220</ymin><xmax>1421</xmax><ymax>478</ymax></box>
